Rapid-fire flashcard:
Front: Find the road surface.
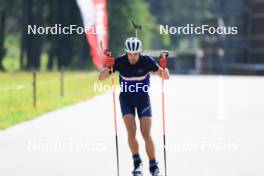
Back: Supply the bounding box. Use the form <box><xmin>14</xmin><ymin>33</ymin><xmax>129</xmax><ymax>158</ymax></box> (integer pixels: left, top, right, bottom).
<box><xmin>0</xmin><ymin>75</ymin><xmax>264</xmax><ymax>176</ymax></box>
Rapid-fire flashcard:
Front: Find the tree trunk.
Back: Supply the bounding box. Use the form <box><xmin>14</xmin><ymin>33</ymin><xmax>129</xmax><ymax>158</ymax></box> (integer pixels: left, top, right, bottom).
<box><xmin>20</xmin><ymin>0</ymin><xmax>27</xmax><ymax>70</ymax></box>
<box><xmin>32</xmin><ymin>0</ymin><xmax>44</xmax><ymax>69</ymax></box>
<box><xmin>25</xmin><ymin>0</ymin><xmax>33</xmax><ymax>70</ymax></box>
<box><xmin>25</xmin><ymin>0</ymin><xmax>43</xmax><ymax>70</ymax></box>
<box><xmin>47</xmin><ymin>0</ymin><xmax>59</xmax><ymax>70</ymax></box>
<box><xmin>0</xmin><ymin>11</ymin><xmax>6</xmax><ymax>71</ymax></box>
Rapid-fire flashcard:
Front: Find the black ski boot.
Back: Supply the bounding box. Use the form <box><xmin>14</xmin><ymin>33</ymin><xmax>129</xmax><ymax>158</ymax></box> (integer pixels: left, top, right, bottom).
<box><xmin>149</xmin><ymin>160</ymin><xmax>161</xmax><ymax>176</ymax></box>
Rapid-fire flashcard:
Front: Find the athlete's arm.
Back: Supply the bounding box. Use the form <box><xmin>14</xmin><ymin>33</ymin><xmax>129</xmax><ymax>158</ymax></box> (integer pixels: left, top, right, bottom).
<box><xmin>98</xmin><ymin>67</ymin><xmax>112</xmax><ymax>80</ymax></box>
<box><xmin>155</xmin><ymin>67</ymin><xmax>170</xmax><ymax>80</ymax></box>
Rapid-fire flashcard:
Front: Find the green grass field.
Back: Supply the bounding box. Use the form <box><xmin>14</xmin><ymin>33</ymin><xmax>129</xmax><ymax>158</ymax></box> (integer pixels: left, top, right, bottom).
<box><xmin>0</xmin><ymin>71</ymin><xmax>111</xmax><ymax>130</ymax></box>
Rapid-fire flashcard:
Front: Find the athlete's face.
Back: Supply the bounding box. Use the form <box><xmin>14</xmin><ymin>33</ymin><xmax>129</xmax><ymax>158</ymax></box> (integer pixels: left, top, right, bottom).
<box><xmin>127</xmin><ymin>53</ymin><xmax>140</xmax><ymax>64</ymax></box>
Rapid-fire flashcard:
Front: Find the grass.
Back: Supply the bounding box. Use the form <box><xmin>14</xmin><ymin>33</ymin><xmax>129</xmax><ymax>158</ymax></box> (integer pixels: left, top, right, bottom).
<box><xmin>0</xmin><ymin>71</ymin><xmax>111</xmax><ymax>130</ymax></box>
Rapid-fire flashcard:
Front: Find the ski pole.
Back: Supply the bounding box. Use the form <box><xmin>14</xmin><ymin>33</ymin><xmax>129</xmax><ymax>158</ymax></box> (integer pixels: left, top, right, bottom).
<box><xmin>111</xmin><ymin>65</ymin><xmax>120</xmax><ymax>176</ymax></box>
<box><xmin>100</xmin><ymin>42</ymin><xmax>120</xmax><ymax>176</ymax></box>
<box><xmin>160</xmin><ymin>51</ymin><xmax>169</xmax><ymax>176</ymax></box>
<box><xmin>131</xmin><ymin>19</ymin><xmax>142</xmax><ymax>38</ymax></box>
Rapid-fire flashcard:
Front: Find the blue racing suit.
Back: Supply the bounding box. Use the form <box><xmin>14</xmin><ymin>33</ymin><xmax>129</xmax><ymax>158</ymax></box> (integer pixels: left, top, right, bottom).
<box><xmin>113</xmin><ymin>54</ymin><xmax>159</xmax><ymax>118</ymax></box>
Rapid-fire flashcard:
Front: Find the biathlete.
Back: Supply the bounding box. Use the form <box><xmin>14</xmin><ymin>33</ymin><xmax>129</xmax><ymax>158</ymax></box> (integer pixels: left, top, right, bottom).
<box><xmin>99</xmin><ymin>37</ymin><xmax>170</xmax><ymax>176</ymax></box>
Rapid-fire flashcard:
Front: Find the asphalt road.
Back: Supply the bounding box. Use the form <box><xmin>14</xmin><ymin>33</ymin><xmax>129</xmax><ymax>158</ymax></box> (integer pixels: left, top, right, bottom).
<box><xmin>0</xmin><ymin>75</ymin><xmax>264</xmax><ymax>176</ymax></box>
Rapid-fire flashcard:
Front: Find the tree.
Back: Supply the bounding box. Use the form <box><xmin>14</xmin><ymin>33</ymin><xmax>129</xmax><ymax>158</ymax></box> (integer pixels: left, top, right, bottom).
<box><xmin>146</xmin><ymin>0</ymin><xmax>214</xmax><ymax>48</ymax></box>
<box><xmin>108</xmin><ymin>0</ymin><xmax>156</xmax><ymax>54</ymax></box>
<box><xmin>23</xmin><ymin>0</ymin><xmax>44</xmax><ymax>70</ymax></box>
<box><xmin>0</xmin><ymin>0</ymin><xmax>8</xmax><ymax>71</ymax></box>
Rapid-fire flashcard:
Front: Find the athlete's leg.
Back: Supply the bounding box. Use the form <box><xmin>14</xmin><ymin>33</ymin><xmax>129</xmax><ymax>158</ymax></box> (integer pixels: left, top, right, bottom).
<box><xmin>123</xmin><ymin>114</ymin><xmax>139</xmax><ymax>155</ymax></box>
<box><xmin>139</xmin><ymin>116</ymin><xmax>156</xmax><ymax>160</ymax></box>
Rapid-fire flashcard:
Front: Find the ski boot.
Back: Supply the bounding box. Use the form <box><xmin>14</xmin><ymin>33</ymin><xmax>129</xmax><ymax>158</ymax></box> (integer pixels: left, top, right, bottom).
<box><xmin>132</xmin><ymin>162</ymin><xmax>143</xmax><ymax>176</ymax></box>
<box><xmin>149</xmin><ymin>160</ymin><xmax>161</xmax><ymax>176</ymax></box>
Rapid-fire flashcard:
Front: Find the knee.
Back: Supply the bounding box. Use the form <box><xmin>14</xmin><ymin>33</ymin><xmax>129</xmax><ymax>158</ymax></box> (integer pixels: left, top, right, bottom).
<box><xmin>127</xmin><ymin>127</ymin><xmax>137</xmax><ymax>139</ymax></box>
<box><xmin>141</xmin><ymin>131</ymin><xmax>151</xmax><ymax>141</ymax></box>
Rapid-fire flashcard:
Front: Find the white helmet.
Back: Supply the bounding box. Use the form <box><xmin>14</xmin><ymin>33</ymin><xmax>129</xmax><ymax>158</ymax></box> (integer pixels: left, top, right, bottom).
<box><xmin>124</xmin><ymin>37</ymin><xmax>142</xmax><ymax>53</ymax></box>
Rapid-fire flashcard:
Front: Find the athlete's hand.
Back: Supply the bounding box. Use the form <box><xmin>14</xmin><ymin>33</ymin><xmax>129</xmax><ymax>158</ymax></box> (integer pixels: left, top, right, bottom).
<box><xmin>103</xmin><ymin>49</ymin><xmax>114</xmax><ymax>58</ymax></box>
<box><xmin>106</xmin><ymin>57</ymin><xmax>114</xmax><ymax>68</ymax></box>
<box><xmin>160</xmin><ymin>50</ymin><xmax>169</xmax><ymax>58</ymax></box>
<box><xmin>159</xmin><ymin>51</ymin><xmax>169</xmax><ymax>68</ymax></box>
<box><xmin>103</xmin><ymin>49</ymin><xmax>114</xmax><ymax>68</ymax></box>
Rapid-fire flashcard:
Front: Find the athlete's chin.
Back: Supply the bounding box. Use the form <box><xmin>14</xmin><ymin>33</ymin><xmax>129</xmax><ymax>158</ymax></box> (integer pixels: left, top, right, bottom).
<box><xmin>129</xmin><ymin>60</ymin><xmax>137</xmax><ymax>64</ymax></box>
